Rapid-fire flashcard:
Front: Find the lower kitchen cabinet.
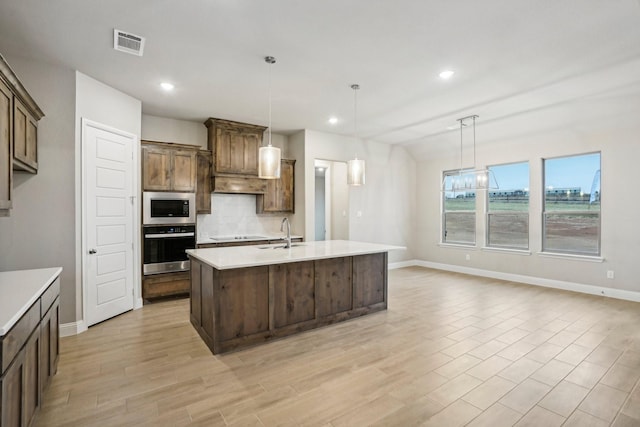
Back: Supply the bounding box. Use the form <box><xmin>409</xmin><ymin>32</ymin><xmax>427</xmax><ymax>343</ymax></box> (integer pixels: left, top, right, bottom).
<box><xmin>0</xmin><ymin>270</ymin><xmax>60</xmax><ymax>427</ymax></box>
<box><xmin>142</xmin><ymin>271</ymin><xmax>190</xmax><ymax>300</ymax></box>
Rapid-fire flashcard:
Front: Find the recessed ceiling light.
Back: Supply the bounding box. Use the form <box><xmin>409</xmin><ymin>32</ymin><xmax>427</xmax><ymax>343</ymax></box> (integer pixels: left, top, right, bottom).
<box><xmin>328</xmin><ymin>117</ymin><xmax>338</xmax><ymax>125</ymax></box>
<box><xmin>160</xmin><ymin>82</ymin><xmax>174</xmax><ymax>91</ymax></box>
<box><xmin>439</xmin><ymin>70</ymin><xmax>455</xmax><ymax>80</ymax></box>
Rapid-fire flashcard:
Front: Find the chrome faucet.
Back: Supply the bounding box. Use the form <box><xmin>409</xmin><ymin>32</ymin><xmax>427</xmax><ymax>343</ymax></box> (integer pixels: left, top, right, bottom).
<box><xmin>280</xmin><ymin>217</ymin><xmax>292</xmax><ymax>248</ymax></box>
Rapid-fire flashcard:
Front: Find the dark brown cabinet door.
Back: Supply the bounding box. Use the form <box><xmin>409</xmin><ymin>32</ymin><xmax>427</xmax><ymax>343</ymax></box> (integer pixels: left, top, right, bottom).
<box><xmin>171</xmin><ymin>150</ymin><xmax>197</xmax><ymax>192</ymax></box>
<box><xmin>40</xmin><ymin>298</ymin><xmax>60</xmax><ymax>396</ymax></box>
<box><xmin>0</xmin><ymin>79</ymin><xmax>12</xmax><ymax>213</ymax></box>
<box><xmin>215</xmin><ymin>128</ymin><xmax>261</xmax><ymax>175</ymax></box>
<box><xmin>1</xmin><ymin>348</ymin><xmax>24</xmax><ymax>427</ymax></box>
<box><xmin>142</xmin><ymin>145</ymin><xmax>171</xmax><ymax>191</ymax></box>
<box><xmin>315</xmin><ymin>257</ymin><xmax>352</xmax><ymax>317</ymax></box>
<box><xmin>270</xmin><ymin>261</ymin><xmax>315</xmax><ymax>328</ymax></box>
<box><xmin>22</xmin><ymin>330</ymin><xmax>39</xmax><ymax>427</ymax></box>
<box><xmin>353</xmin><ymin>253</ymin><xmax>387</xmax><ymax>308</ymax></box>
<box><xmin>256</xmin><ymin>159</ymin><xmax>295</xmax><ymax>213</ymax></box>
<box><xmin>12</xmin><ymin>98</ymin><xmax>37</xmax><ymax>173</ymax></box>
<box><xmin>196</xmin><ymin>151</ymin><xmax>211</xmax><ymax>213</ymax></box>
<box><xmin>218</xmin><ymin>267</ymin><xmax>269</xmax><ymax>341</ymax></box>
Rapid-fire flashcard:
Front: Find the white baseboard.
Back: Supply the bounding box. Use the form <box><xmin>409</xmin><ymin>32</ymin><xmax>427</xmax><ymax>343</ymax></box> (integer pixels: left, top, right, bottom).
<box><xmin>134</xmin><ymin>297</ymin><xmax>143</xmax><ymax>310</ymax></box>
<box><xmin>60</xmin><ymin>320</ymin><xmax>88</xmax><ymax>337</ymax></box>
<box><xmin>388</xmin><ymin>260</ymin><xmax>417</xmax><ymax>270</ymax></box>
<box><xmin>393</xmin><ymin>259</ymin><xmax>640</xmax><ymax>303</ymax></box>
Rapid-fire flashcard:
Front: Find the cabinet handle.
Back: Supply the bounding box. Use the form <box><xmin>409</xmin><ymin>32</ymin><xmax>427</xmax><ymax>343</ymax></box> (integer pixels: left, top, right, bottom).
<box><xmin>89</xmin><ymin>249</ymin><xmax>97</xmax><ymax>254</ymax></box>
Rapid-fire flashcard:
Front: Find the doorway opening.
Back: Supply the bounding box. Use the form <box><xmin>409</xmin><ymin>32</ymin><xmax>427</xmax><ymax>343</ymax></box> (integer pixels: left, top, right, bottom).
<box><xmin>314</xmin><ymin>159</ymin><xmax>349</xmax><ymax>241</ymax></box>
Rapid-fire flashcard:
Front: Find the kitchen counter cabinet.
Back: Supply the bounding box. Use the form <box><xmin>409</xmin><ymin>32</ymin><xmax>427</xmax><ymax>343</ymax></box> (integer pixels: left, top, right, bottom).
<box><xmin>0</xmin><ymin>267</ymin><xmax>61</xmax><ymax>427</ymax></box>
<box><xmin>142</xmin><ymin>271</ymin><xmax>190</xmax><ymax>300</ymax></box>
<box><xmin>188</xmin><ymin>241</ymin><xmax>402</xmax><ymax>354</ymax></box>
<box><xmin>256</xmin><ymin>159</ymin><xmax>295</xmax><ymax>213</ymax></box>
<box><xmin>142</xmin><ymin>141</ymin><xmax>197</xmax><ymax>192</ymax></box>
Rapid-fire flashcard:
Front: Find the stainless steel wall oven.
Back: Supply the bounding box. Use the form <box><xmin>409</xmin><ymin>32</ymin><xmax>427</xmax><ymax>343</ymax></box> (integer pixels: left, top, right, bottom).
<box><xmin>142</xmin><ymin>192</ymin><xmax>196</xmax><ymax>275</ymax></box>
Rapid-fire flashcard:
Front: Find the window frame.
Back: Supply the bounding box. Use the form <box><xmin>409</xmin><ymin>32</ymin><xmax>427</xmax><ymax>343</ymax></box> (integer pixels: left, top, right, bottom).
<box><xmin>485</xmin><ymin>161</ymin><xmax>530</xmax><ymax>251</ymax></box>
<box><xmin>442</xmin><ymin>169</ymin><xmax>476</xmax><ymax>246</ymax></box>
<box><xmin>541</xmin><ymin>152</ymin><xmax>601</xmax><ymax>256</ymax></box>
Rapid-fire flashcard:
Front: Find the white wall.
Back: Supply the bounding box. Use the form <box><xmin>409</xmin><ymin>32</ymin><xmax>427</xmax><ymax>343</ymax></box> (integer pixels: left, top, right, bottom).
<box><xmin>141</xmin><ymin>115</ymin><xmax>206</xmax><ymax>148</ymax></box>
<box><xmin>302</xmin><ymin>130</ymin><xmax>415</xmax><ymax>262</ymax></box>
<box><xmin>75</xmin><ymin>72</ymin><xmax>142</xmax><ymax>321</ymax></box>
<box><xmin>0</xmin><ymin>55</ymin><xmax>77</xmax><ymax>324</ymax></box>
<box><xmin>414</xmin><ymin>118</ymin><xmax>640</xmax><ymax>294</ymax></box>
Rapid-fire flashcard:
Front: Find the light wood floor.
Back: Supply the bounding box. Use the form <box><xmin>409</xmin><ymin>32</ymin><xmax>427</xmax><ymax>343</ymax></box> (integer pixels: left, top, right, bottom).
<box><xmin>34</xmin><ymin>267</ymin><xmax>640</xmax><ymax>426</ymax></box>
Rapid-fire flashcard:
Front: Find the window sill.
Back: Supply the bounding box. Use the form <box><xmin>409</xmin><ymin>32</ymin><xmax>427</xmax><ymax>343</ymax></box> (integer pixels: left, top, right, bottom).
<box><xmin>481</xmin><ymin>247</ymin><xmax>531</xmax><ymax>256</ymax></box>
<box><xmin>538</xmin><ymin>252</ymin><xmax>604</xmax><ymax>263</ymax></box>
<box><xmin>438</xmin><ymin>242</ymin><xmax>477</xmax><ymax>249</ymax></box>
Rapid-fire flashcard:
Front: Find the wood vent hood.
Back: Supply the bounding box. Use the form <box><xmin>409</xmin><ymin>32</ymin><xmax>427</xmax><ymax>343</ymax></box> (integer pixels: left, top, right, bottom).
<box><xmin>205</xmin><ymin>117</ymin><xmax>268</xmax><ymax>195</ymax></box>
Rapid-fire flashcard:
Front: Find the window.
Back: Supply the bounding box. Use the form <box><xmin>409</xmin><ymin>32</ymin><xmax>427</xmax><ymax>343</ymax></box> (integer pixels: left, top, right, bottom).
<box><xmin>442</xmin><ymin>170</ymin><xmax>476</xmax><ymax>245</ymax></box>
<box><xmin>543</xmin><ymin>152</ymin><xmax>601</xmax><ymax>255</ymax></box>
<box><xmin>487</xmin><ymin>162</ymin><xmax>529</xmax><ymax>249</ymax></box>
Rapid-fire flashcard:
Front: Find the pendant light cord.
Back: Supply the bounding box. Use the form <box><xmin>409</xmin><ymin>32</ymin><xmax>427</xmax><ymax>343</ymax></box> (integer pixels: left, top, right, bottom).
<box><xmin>351</xmin><ymin>84</ymin><xmax>360</xmax><ymax>157</ymax></box>
<box><xmin>265</xmin><ymin>56</ymin><xmax>276</xmax><ymax>147</ymax></box>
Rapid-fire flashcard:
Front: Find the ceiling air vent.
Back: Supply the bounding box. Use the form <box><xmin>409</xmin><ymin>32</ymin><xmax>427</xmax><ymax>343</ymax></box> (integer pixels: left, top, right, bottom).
<box><xmin>113</xmin><ymin>29</ymin><xmax>145</xmax><ymax>56</ymax></box>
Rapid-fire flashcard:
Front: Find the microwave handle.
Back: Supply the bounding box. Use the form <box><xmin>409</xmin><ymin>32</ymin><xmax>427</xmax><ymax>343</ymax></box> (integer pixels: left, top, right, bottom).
<box><xmin>144</xmin><ymin>232</ymin><xmax>195</xmax><ymax>238</ymax></box>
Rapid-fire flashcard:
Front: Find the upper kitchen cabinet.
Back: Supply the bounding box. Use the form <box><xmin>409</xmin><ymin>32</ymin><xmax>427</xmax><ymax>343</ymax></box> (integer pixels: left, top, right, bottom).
<box><xmin>0</xmin><ymin>79</ymin><xmax>12</xmax><ymax>215</ymax></box>
<box><xmin>204</xmin><ymin>118</ymin><xmax>268</xmax><ymax>194</ymax></box>
<box><xmin>142</xmin><ymin>141</ymin><xmax>197</xmax><ymax>192</ymax></box>
<box><xmin>13</xmin><ymin>97</ymin><xmax>38</xmax><ymax>172</ymax></box>
<box><xmin>257</xmin><ymin>159</ymin><xmax>295</xmax><ymax>213</ymax></box>
<box><xmin>0</xmin><ymin>53</ymin><xmax>45</xmax><ymax>216</ymax></box>
<box><xmin>196</xmin><ymin>150</ymin><xmax>212</xmax><ymax>214</ymax></box>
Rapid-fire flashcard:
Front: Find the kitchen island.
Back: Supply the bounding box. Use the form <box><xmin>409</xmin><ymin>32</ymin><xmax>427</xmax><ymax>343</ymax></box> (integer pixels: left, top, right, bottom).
<box><xmin>187</xmin><ymin>240</ymin><xmax>403</xmax><ymax>354</ymax></box>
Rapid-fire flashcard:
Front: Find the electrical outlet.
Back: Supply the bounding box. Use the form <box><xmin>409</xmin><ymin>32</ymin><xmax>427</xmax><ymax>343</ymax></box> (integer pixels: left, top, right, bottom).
<box><xmin>607</xmin><ymin>270</ymin><xmax>614</xmax><ymax>279</ymax></box>
<box><xmin>465</xmin><ymin>254</ymin><xmax>471</xmax><ymax>261</ymax></box>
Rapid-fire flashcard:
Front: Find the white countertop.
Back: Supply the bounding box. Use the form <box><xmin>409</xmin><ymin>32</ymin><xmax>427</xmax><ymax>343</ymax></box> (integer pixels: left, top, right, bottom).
<box><xmin>197</xmin><ymin>234</ymin><xmax>303</xmax><ymax>245</ymax></box>
<box><xmin>0</xmin><ymin>267</ymin><xmax>62</xmax><ymax>336</ymax></box>
<box><xmin>187</xmin><ymin>240</ymin><xmax>405</xmax><ymax>270</ymax></box>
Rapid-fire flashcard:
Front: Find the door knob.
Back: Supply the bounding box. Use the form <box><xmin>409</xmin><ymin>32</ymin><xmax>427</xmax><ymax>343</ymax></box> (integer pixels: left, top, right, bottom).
<box><xmin>89</xmin><ymin>249</ymin><xmax>97</xmax><ymax>254</ymax></box>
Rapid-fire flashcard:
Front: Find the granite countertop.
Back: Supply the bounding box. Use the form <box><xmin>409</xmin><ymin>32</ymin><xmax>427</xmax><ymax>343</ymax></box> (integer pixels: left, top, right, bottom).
<box><xmin>187</xmin><ymin>240</ymin><xmax>405</xmax><ymax>270</ymax></box>
<box><xmin>197</xmin><ymin>234</ymin><xmax>303</xmax><ymax>245</ymax></box>
<box><xmin>0</xmin><ymin>267</ymin><xmax>62</xmax><ymax>336</ymax></box>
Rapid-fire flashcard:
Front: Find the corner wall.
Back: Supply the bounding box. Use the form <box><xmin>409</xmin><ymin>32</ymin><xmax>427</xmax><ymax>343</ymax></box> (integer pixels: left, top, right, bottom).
<box><xmin>0</xmin><ymin>55</ymin><xmax>76</xmax><ymax>324</ymax></box>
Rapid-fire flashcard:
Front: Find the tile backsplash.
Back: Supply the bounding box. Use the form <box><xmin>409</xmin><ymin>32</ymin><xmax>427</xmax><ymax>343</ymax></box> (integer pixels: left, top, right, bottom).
<box><xmin>197</xmin><ymin>193</ymin><xmax>289</xmax><ymax>239</ymax></box>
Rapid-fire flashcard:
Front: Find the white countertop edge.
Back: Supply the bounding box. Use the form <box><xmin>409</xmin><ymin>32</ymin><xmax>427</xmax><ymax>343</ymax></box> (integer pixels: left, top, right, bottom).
<box><xmin>187</xmin><ymin>240</ymin><xmax>406</xmax><ymax>270</ymax></box>
<box><xmin>0</xmin><ymin>267</ymin><xmax>63</xmax><ymax>336</ymax></box>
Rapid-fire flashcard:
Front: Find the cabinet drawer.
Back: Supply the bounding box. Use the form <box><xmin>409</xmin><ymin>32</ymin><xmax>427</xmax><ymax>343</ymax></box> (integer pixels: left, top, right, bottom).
<box><xmin>1</xmin><ymin>300</ymin><xmax>40</xmax><ymax>374</ymax></box>
<box><xmin>40</xmin><ymin>277</ymin><xmax>60</xmax><ymax>317</ymax></box>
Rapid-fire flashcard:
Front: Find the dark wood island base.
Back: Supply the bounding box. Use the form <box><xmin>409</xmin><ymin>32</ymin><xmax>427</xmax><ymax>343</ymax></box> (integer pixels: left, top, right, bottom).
<box><xmin>189</xmin><ymin>252</ymin><xmax>388</xmax><ymax>354</ymax></box>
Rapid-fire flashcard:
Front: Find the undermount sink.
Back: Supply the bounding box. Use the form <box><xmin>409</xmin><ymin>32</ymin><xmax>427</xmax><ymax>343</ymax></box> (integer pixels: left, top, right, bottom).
<box><xmin>258</xmin><ymin>244</ymin><xmax>306</xmax><ymax>250</ymax></box>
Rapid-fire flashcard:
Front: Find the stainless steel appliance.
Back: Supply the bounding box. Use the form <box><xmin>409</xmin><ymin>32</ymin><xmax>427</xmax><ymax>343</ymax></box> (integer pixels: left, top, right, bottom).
<box><xmin>143</xmin><ymin>192</ymin><xmax>196</xmax><ymax>225</ymax></box>
<box><xmin>143</xmin><ymin>224</ymin><xmax>195</xmax><ymax>275</ymax></box>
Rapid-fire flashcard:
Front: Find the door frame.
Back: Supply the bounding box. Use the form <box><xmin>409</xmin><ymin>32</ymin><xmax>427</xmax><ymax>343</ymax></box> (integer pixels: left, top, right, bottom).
<box><xmin>80</xmin><ymin>118</ymin><xmax>141</xmax><ymax>328</ymax></box>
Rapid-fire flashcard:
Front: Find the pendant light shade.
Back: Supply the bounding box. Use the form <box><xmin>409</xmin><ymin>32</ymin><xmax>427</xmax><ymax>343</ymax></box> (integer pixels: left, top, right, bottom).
<box><xmin>347</xmin><ymin>157</ymin><xmax>365</xmax><ymax>186</ymax></box>
<box><xmin>259</xmin><ymin>56</ymin><xmax>281</xmax><ymax>179</ymax></box>
<box><xmin>441</xmin><ymin>115</ymin><xmax>498</xmax><ymax>192</ymax></box>
<box><xmin>348</xmin><ymin>84</ymin><xmax>365</xmax><ymax>186</ymax></box>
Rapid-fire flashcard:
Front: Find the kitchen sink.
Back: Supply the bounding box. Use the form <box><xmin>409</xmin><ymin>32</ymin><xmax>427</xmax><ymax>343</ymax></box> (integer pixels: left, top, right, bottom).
<box><xmin>257</xmin><ymin>244</ymin><xmax>306</xmax><ymax>249</ymax></box>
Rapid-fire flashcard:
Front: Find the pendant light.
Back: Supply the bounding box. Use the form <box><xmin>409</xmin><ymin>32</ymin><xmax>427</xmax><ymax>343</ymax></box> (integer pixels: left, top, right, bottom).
<box><xmin>258</xmin><ymin>56</ymin><xmax>281</xmax><ymax>179</ymax></box>
<box><xmin>347</xmin><ymin>84</ymin><xmax>365</xmax><ymax>186</ymax></box>
<box><xmin>442</xmin><ymin>115</ymin><xmax>498</xmax><ymax>192</ymax></box>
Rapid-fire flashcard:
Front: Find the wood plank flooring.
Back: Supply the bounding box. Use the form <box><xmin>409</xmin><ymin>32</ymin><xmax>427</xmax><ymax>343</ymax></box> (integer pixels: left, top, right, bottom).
<box><xmin>34</xmin><ymin>267</ymin><xmax>640</xmax><ymax>426</ymax></box>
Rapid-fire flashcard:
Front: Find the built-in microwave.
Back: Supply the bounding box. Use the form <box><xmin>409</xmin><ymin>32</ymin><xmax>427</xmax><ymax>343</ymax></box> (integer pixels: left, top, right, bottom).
<box><xmin>143</xmin><ymin>192</ymin><xmax>196</xmax><ymax>225</ymax></box>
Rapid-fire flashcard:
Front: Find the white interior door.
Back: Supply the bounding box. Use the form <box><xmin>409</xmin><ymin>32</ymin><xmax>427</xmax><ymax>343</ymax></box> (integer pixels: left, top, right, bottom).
<box><xmin>83</xmin><ymin>119</ymin><xmax>135</xmax><ymax>326</ymax></box>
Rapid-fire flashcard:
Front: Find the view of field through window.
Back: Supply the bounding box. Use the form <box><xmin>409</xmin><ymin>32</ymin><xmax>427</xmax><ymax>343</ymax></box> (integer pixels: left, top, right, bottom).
<box><xmin>442</xmin><ymin>153</ymin><xmax>600</xmax><ymax>255</ymax></box>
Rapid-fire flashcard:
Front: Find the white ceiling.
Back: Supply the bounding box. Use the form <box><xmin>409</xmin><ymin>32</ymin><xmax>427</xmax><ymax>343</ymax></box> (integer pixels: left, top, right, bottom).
<box><xmin>1</xmin><ymin>0</ymin><xmax>639</xmax><ymax>159</ymax></box>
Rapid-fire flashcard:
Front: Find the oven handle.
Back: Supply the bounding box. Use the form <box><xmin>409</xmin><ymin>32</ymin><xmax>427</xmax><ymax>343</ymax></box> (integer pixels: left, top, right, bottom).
<box><xmin>144</xmin><ymin>232</ymin><xmax>195</xmax><ymax>238</ymax></box>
